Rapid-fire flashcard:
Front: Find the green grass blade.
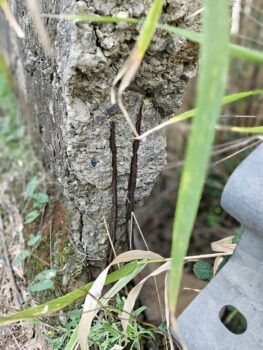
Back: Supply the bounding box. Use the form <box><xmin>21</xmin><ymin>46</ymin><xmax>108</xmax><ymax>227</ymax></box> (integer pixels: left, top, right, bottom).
<box><xmin>46</xmin><ymin>14</ymin><xmax>263</xmax><ymax>64</ymax></box>
<box><xmin>138</xmin><ymin>90</ymin><xmax>263</xmax><ymax>139</ymax></box>
<box><xmin>0</xmin><ymin>261</ymin><xmax>140</xmax><ymax>325</ymax></box>
<box><xmin>65</xmin><ymin>326</ymin><xmax>79</xmax><ymax>350</ymax></box>
<box><xmin>158</xmin><ymin>24</ymin><xmax>263</xmax><ymax>64</ymax></box>
<box><xmin>136</xmin><ymin>0</ymin><xmax>164</xmax><ymax>58</ymax></box>
<box><xmin>228</xmin><ymin>126</ymin><xmax>263</xmax><ymax>134</ymax></box>
<box><xmin>229</xmin><ymin>44</ymin><xmax>263</xmax><ymax>65</ymax></box>
<box><xmin>47</xmin><ymin>0</ymin><xmax>164</xmax><ymax>60</ymax></box>
<box><xmin>158</xmin><ymin>23</ymin><xmax>201</xmax><ymax>42</ymax></box>
<box><xmin>222</xmin><ymin>90</ymin><xmax>263</xmax><ymax>103</ymax></box>
<box><xmin>43</xmin><ymin>14</ymin><xmax>142</xmax><ymax>25</ymax></box>
<box><xmin>168</xmin><ymin>0</ymin><xmax>230</xmax><ymax>313</ymax></box>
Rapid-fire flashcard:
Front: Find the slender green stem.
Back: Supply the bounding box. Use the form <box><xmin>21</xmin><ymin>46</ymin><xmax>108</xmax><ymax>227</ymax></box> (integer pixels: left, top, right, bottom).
<box><xmin>168</xmin><ymin>0</ymin><xmax>230</xmax><ymax>313</ymax></box>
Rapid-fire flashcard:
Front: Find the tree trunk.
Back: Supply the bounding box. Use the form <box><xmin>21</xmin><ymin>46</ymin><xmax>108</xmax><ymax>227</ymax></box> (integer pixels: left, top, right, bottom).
<box><xmin>0</xmin><ymin>0</ymin><xmax>200</xmax><ymax>275</ymax></box>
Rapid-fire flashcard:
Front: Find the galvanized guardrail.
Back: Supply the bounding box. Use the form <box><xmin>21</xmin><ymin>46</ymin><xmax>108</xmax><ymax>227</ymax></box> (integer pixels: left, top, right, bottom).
<box><xmin>177</xmin><ymin>143</ymin><xmax>263</xmax><ymax>349</ymax></box>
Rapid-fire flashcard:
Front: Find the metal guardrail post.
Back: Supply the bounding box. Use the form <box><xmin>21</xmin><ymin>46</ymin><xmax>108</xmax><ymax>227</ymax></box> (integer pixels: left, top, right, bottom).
<box><xmin>176</xmin><ymin>143</ymin><xmax>263</xmax><ymax>349</ymax></box>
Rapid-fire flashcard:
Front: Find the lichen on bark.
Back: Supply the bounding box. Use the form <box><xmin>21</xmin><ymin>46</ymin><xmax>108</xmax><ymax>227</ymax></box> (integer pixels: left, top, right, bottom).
<box><xmin>1</xmin><ymin>0</ymin><xmax>201</xmax><ymax>270</ymax></box>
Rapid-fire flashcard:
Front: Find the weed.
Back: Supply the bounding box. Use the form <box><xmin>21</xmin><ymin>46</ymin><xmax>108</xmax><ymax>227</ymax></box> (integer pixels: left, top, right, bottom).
<box><xmin>23</xmin><ymin>176</ymin><xmax>49</xmax><ymax>224</ymax></box>
<box><xmin>193</xmin><ymin>261</ymin><xmax>213</xmax><ymax>281</ymax></box>
<box><xmin>44</xmin><ymin>296</ymin><xmax>156</xmax><ymax>350</ymax></box>
<box><xmin>44</xmin><ymin>310</ymin><xmax>82</xmax><ymax>350</ymax></box>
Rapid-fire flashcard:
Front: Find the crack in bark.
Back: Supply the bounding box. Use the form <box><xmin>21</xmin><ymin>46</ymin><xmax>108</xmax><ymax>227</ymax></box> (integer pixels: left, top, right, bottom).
<box><xmin>79</xmin><ymin>212</ymin><xmax>83</xmax><ymax>243</ymax></box>
<box><xmin>108</xmin><ymin>121</ymin><xmax>118</xmax><ymax>263</ymax></box>
<box><xmin>125</xmin><ymin>101</ymin><xmax>143</xmax><ymax>249</ymax></box>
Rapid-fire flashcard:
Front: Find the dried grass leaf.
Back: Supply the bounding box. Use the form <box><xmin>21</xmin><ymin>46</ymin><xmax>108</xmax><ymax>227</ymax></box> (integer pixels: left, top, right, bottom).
<box><xmin>213</xmin><ymin>257</ymin><xmax>224</xmax><ymax>276</ymax></box>
<box><xmin>25</xmin><ymin>0</ymin><xmax>51</xmax><ymax>54</ymax></box>
<box><xmin>0</xmin><ymin>0</ymin><xmax>24</xmax><ymax>38</ymax></box>
<box><xmin>111</xmin><ymin>48</ymin><xmax>141</xmax><ymax>137</ymax></box>
<box><xmin>211</xmin><ymin>236</ymin><xmax>236</xmax><ymax>254</ymax></box>
<box><xmin>111</xmin><ymin>0</ymin><xmax>164</xmax><ymax>137</ymax></box>
<box><xmin>78</xmin><ymin>250</ymin><xmax>163</xmax><ymax>350</ymax></box>
<box><xmin>121</xmin><ymin>260</ymin><xmax>170</xmax><ymax>332</ymax></box>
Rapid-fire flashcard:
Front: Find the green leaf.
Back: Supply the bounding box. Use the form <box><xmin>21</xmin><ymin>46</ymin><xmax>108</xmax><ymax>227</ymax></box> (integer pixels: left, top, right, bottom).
<box><xmin>27</xmin><ymin>233</ymin><xmax>42</xmax><ymax>246</ymax></box>
<box><xmin>64</xmin><ymin>326</ymin><xmax>79</xmax><ymax>350</ymax></box>
<box><xmin>25</xmin><ymin>210</ymin><xmax>40</xmax><ymax>224</ymax></box>
<box><xmin>29</xmin><ymin>279</ymin><xmax>54</xmax><ymax>293</ymax></box>
<box><xmin>193</xmin><ymin>261</ymin><xmax>213</xmax><ymax>281</ymax></box>
<box><xmin>229</xmin><ymin>125</ymin><xmax>263</xmax><ymax>134</ymax></box>
<box><xmin>132</xmin><ymin>305</ymin><xmax>148</xmax><ymax>317</ymax></box>
<box><xmin>66</xmin><ymin>309</ymin><xmax>81</xmax><ymax>329</ymax></box>
<box><xmin>158</xmin><ymin>24</ymin><xmax>263</xmax><ymax>64</ymax></box>
<box><xmin>169</xmin><ymin>0</ymin><xmax>230</xmax><ymax>312</ymax></box>
<box><xmin>229</xmin><ymin>43</ymin><xmax>263</xmax><ymax>65</ymax></box>
<box><xmin>32</xmin><ymin>192</ymin><xmax>49</xmax><ymax>207</ymax></box>
<box><xmin>0</xmin><ymin>261</ymin><xmax>140</xmax><ymax>325</ymax></box>
<box><xmin>13</xmin><ymin>250</ymin><xmax>30</xmax><ymax>266</ymax></box>
<box><xmin>138</xmin><ymin>90</ymin><xmax>263</xmax><ymax>139</ymax></box>
<box><xmin>24</xmin><ymin>177</ymin><xmax>38</xmax><ymax>199</ymax></box>
<box><xmin>35</xmin><ymin>269</ymin><xmax>57</xmax><ymax>281</ymax></box>
<box><xmin>224</xmin><ymin>90</ymin><xmax>263</xmax><ymax>103</ymax></box>
<box><xmin>136</xmin><ymin>0</ymin><xmax>164</xmax><ymax>58</ymax></box>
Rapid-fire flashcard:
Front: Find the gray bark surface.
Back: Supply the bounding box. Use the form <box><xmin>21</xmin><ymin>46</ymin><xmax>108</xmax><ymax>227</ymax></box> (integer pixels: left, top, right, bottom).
<box><xmin>1</xmin><ymin>1</ymin><xmax>200</xmax><ymax>268</ymax></box>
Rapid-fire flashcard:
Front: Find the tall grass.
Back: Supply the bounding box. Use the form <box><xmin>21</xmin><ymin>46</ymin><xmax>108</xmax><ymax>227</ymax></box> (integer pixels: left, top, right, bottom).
<box><xmin>43</xmin><ymin>14</ymin><xmax>263</xmax><ymax>64</ymax></box>
<box><xmin>169</xmin><ymin>0</ymin><xmax>230</xmax><ymax>313</ymax></box>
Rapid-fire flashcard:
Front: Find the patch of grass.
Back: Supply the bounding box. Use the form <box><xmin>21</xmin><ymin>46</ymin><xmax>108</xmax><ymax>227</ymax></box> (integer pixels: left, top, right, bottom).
<box><xmin>44</xmin><ymin>295</ymin><xmax>157</xmax><ymax>350</ymax></box>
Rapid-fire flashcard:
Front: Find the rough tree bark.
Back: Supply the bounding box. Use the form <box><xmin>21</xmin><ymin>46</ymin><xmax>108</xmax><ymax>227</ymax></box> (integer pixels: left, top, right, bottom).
<box><xmin>0</xmin><ymin>1</ymin><xmax>200</xmax><ymax>277</ymax></box>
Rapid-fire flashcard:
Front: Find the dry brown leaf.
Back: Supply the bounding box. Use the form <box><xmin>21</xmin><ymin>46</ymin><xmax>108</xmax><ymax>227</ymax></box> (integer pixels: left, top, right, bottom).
<box><xmin>78</xmin><ymin>250</ymin><xmax>163</xmax><ymax>350</ymax></box>
<box><xmin>213</xmin><ymin>256</ymin><xmax>224</xmax><ymax>276</ymax></box>
<box><xmin>211</xmin><ymin>236</ymin><xmax>236</xmax><ymax>254</ymax></box>
<box><xmin>131</xmin><ymin>212</ymin><xmax>165</xmax><ymax>322</ymax></box>
<box><xmin>121</xmin><ymin>261</ymin><xmax>170</xmax><ymax>332</ymax></box>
